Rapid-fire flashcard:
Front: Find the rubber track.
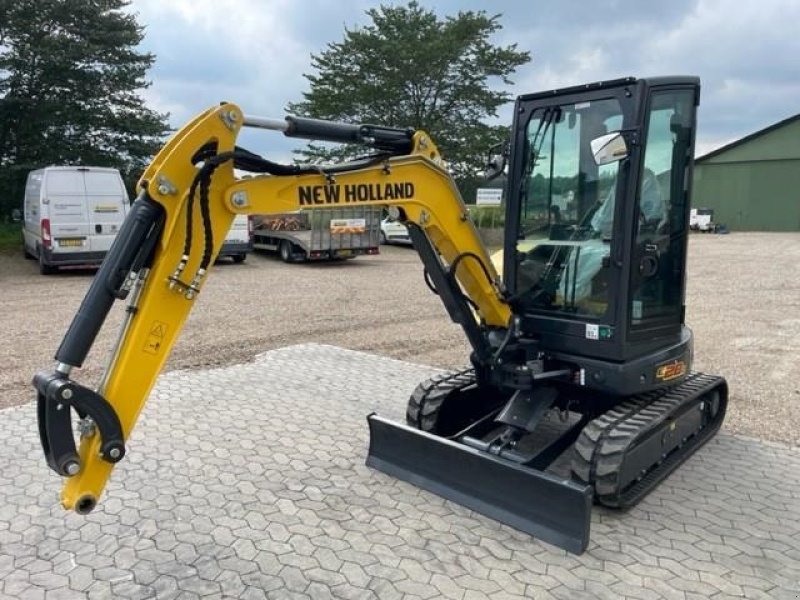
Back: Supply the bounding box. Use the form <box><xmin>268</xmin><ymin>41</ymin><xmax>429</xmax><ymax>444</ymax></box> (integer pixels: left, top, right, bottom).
<box><xmin>571</xmin><ymin>372</ymin><xmax>727</xmax><ymax>508</ymax></box>
<box><xmin>406</xmin><ymin>368</ymin><xmax>476</xmax><ymax>432</ymax></box>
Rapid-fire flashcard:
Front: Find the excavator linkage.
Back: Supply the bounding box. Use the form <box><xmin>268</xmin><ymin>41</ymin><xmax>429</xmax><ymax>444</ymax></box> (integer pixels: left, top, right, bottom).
<box><xmin>366</xmin><ymin>414</ymin><xmax>593</xmax><ymax>554</ymax></box>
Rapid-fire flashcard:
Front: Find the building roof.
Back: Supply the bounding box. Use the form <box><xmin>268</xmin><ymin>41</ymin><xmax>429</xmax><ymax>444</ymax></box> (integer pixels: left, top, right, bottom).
<box><xmin>697</xmin><ymin>112</ymin><xmax>800</xmax><ymax>163</ymax></box>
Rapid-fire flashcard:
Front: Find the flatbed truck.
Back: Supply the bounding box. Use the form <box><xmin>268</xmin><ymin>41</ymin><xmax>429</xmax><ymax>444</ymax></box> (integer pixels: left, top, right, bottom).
<box><xmin>251</xmin><ymin>207</ymin><xmax>381</xmax><ymax>262</ymax></box>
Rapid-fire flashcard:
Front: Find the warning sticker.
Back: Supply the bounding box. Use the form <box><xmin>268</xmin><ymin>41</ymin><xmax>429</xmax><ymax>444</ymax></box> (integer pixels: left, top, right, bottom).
<box><xmin>585</xmin><ymin>324</ymin><xmax>599</xmax><ymax>340</ymax></box>
<box><xmin>143</xmin><ymin>320</ymin><xmax>168</xmax><ymax>355</ymax></box>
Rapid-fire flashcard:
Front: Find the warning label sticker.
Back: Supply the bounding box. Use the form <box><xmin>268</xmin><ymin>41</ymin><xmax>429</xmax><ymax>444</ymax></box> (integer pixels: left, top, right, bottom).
<box><xmin>143</xmin><ymin>320</ymin><xmax>168</xmax><ymax>355</ymax></box>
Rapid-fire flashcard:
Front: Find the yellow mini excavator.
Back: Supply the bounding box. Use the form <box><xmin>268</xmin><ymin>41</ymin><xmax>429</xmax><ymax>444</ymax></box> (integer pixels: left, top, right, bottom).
<box><xmin>35</xmin><ymin>76</ymin><xmax>727</xmax><ymax>553</ymax></box>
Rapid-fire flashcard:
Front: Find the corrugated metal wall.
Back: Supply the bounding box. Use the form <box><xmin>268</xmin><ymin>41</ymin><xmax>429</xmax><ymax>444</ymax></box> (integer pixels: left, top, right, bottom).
<box><xmin>693</xmin><ymin>159</ymin><xmax>800</xmax><ymax>231</ymax></box>
<box><xmin>692</xmin><ymin>117</ymin><xmax>800</xmax><ymax>231</ymax></box>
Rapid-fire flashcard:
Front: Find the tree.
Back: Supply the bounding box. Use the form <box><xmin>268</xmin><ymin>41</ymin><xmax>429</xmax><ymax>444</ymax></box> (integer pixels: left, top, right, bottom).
<box><xmin>0</xmin><ymin>0</ymin><xmax>169</xmax><ymax>216</ymax></box>
<box><xmin>288</xmin><ymin>2</ymin><xmax>530</xmax><ymax>202</ymax></box>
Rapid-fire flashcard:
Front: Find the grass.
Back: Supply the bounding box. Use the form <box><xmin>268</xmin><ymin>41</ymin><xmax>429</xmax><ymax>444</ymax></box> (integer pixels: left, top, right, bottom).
<box><xmin>0</xmin><ymin>222</ymin><xmax>22</xmax><ymax>252</ymax></box>
<box><xmin>468</xmin><ymin>205</ymin><xmax>504</xmax><ymax>229</ymax></box>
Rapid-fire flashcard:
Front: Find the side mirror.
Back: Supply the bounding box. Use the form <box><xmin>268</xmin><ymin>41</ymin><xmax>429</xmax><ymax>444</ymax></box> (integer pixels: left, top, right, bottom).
<box><xmin>591</xmin><ymin>132</ymin><xmax>628</xmax><ymax>165</ymax></box>
<box><xmin>484</xmin><ymin>139</ymin><xmax>510</xmax><ymax>181</ymax></box>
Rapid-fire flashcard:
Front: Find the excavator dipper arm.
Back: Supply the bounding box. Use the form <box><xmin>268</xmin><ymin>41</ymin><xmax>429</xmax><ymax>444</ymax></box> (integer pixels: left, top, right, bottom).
<box><xmin>34</xmin><ymin>103</ymin><xmax>511</xmax><ymax>513</ymax></box>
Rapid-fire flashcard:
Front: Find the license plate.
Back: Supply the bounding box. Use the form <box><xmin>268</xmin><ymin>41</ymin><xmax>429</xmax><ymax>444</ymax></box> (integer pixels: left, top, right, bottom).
<box><xmin>58</xmin><ymin>238</ymin><xmax>85</xmax><ymax>247</ymax></box>
<box><xmin>337</xmin><ymin>249</ymin><xmax>352</xmax><ymax>257</ymax></box>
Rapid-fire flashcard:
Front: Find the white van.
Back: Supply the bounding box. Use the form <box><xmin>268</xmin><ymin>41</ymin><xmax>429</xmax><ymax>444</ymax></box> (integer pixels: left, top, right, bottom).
<box><xmin>217</xmin><ymin>214</ymin><xmax>252</xmax><ymax>263</ymax></box>
<box><xmin>22</xmin><ymin>166</ymin><xmax>130</xmax><ymax>274</ymax></box>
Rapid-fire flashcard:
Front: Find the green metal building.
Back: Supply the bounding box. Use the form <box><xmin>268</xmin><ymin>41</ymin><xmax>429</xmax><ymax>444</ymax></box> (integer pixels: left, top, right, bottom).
<box><xmin>692</xmin><ymin>113</ymin><xmax>800</xmax><ymax>231</ymax></box>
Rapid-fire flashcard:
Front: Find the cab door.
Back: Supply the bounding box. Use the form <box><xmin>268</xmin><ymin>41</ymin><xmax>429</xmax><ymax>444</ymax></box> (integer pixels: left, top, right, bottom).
<box><xmin>503</xmin><ymin>83</ymin><xmax>637</xmax><ymax>361</ymax></box>
<box><xmin>84</xmin><ymin>169</ymin><xmax>128</xmax><ymax>253</ymax></box>
<box><xmin>628</xmin><ymin>87</ymin><xmax>698</xmax><ymax>340</ymax></box>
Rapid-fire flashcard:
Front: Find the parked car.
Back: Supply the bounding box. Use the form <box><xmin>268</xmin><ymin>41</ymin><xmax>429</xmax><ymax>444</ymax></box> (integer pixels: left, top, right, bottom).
<box><xmin>217</xmin><ymin>214</ymin><xmax>252</xmax><ymax>263</ymax></box>
<box><xmin>689</xmin><ymin>208</ymin><xmax>715</xmax><ymax>232</ymax></box>
<box><xmin>22</xmin><ymin>166</ymin><xmax>130</xmax><ymax>274</ymax></box>
<box><xmin>380</xmin><ymin>217</ymin><xmax>412</xmax><ymax>245</ymax></box>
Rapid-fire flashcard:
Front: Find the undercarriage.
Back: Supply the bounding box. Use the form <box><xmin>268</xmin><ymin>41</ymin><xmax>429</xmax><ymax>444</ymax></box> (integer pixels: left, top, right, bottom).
<box><xmin>367</xmin><ymin>367</ymin><xmax>728</xmax><ymax>553</ymax></box>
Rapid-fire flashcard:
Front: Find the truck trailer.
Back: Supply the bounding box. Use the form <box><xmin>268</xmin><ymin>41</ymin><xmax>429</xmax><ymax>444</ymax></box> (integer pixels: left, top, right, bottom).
<box><xmin>251</xmin><ymin>207</ymin><xmax>381</xmax><ymax>262</ymax></box>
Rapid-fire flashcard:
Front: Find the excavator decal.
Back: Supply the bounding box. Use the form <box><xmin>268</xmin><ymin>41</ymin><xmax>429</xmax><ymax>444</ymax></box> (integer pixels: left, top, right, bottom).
<box><xmin>298</xmin><ymin>181</ymin><xmax>415</xmax><ymax>205</ymax></box>
<box><xmin>656</xmin><ymin>359</ymin><xmax>688</xmax><ymax>382</ymax></box>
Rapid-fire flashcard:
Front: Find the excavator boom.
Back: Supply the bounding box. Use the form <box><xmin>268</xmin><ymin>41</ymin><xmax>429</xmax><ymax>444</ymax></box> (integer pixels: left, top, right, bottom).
<box><xmin>35</xmin><ymin>103</ymin><xmax>511</xmax><ymax>513</ymax></box>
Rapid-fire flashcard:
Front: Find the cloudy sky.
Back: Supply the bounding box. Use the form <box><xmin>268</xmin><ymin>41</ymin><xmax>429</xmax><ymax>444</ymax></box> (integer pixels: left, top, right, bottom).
<box><xmin>129</xmin><ymin>0</ymin><xmax>800</xmax><ymax>159</ymax></box>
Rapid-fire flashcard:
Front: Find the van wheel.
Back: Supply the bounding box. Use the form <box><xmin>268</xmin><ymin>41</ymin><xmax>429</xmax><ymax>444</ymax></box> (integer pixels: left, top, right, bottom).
<box><xmin>279</xmin><ymin>241</ymin><xmax>294</xmax><ymax>263</ymax></box>
<box><xmin>38</xmin><ymin>252</ymin><xmax>56</xmax><ymax>275</ymax></box>
<box><xmin>233</xmin><ymin>253</ymin><xmax>246</xmax><ymax>264</ymax></box>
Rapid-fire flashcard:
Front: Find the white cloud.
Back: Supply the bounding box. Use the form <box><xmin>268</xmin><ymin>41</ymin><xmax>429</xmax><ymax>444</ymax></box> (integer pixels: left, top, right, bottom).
<box><xmin>131</xmin><ymin>0</ymin><xmax>310</xmax><ymax>116</ymax></box>
<box><xmin>127</xmin><ymin>0</ymin><xmax>800</xmax><ymax>157</ymax></box>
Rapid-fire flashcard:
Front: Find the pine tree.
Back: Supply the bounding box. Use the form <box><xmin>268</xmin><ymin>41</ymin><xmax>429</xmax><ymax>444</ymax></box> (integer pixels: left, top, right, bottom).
<box><xmin>288</xmin><ymin>2</ymin><xmax>530</xmax><ymax>202</ymax></box>
<box><xmin>0</xmin><ymin>0</ymin><xmax>169</xmax><ymax>215</ymax></box>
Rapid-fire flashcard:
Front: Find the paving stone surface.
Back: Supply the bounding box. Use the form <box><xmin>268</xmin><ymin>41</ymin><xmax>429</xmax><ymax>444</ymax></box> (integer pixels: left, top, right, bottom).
<box><xmin>2</xmin><ymin>344</ymin><xmax>799</xmax><ymax>599</ymax></box>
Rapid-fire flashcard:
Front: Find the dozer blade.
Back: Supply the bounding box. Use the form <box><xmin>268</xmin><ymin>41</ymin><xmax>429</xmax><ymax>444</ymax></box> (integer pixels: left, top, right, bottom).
<box><xmin>366</xmin><ymin>414</ymin><xmax>593</xmax><ymax>554</ymax></box>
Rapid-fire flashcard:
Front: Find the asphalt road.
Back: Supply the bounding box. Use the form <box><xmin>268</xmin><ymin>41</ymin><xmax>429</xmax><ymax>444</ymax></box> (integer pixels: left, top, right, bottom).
<box><xmin>2</xmin><ymin>233</ymin><xmax>799</xmax><ymax>444</ymax></box>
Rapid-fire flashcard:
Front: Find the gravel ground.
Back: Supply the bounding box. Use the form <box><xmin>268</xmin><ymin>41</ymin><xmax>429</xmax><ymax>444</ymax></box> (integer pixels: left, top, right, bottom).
<box><xmin>2</xmin><ymin>233</ymin><xmax>799</xmax><ymax>445</ymax></box>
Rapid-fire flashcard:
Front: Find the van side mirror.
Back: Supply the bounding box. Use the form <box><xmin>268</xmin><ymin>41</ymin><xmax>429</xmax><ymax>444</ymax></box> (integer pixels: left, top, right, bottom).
<box><xmin>591</xmin><ymin>132</ymin><xmax>628</xmax><ymax>166</ymax></box>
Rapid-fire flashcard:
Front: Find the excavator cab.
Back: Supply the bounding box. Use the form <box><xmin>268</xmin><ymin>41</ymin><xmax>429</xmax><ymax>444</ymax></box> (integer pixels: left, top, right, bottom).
<box><xmin>367</xmin><ymin>77</ymin><xmax>727</xmax><ymax>553</ymax></box>
<box><xmin>503</xmin><ymin>77</ymin><xmax>698</xmax><ymax>387</ymax></box>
